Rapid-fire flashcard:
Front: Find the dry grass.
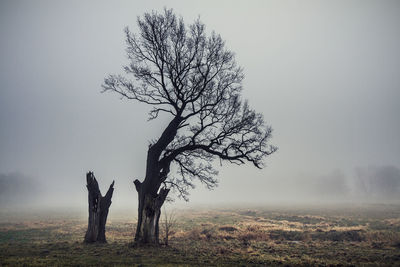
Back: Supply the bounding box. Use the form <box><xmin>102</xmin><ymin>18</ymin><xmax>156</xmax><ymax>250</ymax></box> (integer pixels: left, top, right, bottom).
<box><xmin>1</xmin><ymin>205</ymin><xmax>400</xmax><ymax>266</ymax></box>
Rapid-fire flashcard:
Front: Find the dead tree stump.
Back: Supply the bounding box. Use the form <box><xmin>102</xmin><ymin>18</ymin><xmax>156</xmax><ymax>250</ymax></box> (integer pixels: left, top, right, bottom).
<box><xmin>84</xmin><ymin>171</ymin><xmax>114</xmax><ymax>243</ymax></box>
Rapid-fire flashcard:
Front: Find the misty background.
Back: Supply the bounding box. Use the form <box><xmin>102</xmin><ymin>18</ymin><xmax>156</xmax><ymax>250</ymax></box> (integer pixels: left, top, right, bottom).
<box><xmin>1</xmin><ymin>0</ymin><xmax>399</xmax><ymax>212</ymax></box>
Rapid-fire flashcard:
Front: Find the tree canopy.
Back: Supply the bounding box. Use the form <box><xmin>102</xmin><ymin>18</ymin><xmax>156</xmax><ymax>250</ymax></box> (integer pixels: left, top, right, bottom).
<box><xmin>103</xmin><ymin>9</ymin><xmax>277</xmax><ymax>200</ymax></box>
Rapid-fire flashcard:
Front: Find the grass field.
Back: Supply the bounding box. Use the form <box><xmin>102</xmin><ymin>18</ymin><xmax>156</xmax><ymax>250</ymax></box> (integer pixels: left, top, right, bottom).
<box><xmin>1</xmin><ymin>204</ymin><xmax>400</xmax><ymax>266</ymax></box>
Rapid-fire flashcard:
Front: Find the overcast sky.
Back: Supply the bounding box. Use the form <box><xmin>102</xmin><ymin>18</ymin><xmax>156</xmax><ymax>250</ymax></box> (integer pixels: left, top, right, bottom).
<box><xmin>1</xmin><ymin>0</ymin><xmax>399</xmax><ymax>210</ymax></box>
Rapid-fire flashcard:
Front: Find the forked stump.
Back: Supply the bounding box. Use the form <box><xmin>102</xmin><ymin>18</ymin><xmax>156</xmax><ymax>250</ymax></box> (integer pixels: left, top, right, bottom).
<box><xmin>84</xmin><ymin>171</ymin><xmax>114</xmax><ymax>243</ymax></box>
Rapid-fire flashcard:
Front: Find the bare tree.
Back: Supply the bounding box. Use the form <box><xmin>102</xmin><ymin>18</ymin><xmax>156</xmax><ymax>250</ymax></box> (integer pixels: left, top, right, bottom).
<box><xmin>102</xmin><ymin>8</ymin><xmax>277</xmax><ymax>245</ymax></box>
<box><xmin>162</xmin><ymin>207</ymin><xmax>176</xmax><ymax>246</ymax></box>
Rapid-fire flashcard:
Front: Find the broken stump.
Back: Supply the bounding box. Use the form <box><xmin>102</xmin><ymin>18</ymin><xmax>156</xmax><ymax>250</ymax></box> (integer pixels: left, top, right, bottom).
<box><xmin>84</xmin><ymin>171</ymin><xmax>114</xmax><ymax>243</ymax></box>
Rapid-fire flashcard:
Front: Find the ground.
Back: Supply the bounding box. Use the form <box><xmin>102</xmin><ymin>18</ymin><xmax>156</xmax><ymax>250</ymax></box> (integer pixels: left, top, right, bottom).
<box><xmin>1</xmin><ymin>204</ymin><xmax>400</xmax><ymax>266</ymax></box>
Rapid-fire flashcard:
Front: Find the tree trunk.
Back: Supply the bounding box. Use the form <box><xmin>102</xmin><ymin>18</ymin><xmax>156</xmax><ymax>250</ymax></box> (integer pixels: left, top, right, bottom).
<box><xmin>133</xmin><ymin>116</ymin><xmax>180</xmax><ymax>245</ymax></box>
<box><xmin>84</xmin><ymin>171</ymin><xmax>114</xmax><ymax>243</ymax></box>
<box><xmin>134</xmin><ymin>179</ymin><xmax>169</xmax><ymax>245</ymax></box>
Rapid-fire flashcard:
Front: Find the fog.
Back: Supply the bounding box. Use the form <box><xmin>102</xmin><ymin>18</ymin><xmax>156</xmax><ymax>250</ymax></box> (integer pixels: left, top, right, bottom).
<box><xmin>0</xmin><ymin>173</ymin><xmax>40</xmax><ymax>207</ymax></box>
<box><xmin>1</xmin><ymin>0</ymin><xmax>399</xmax><ymax>211</ymax></box>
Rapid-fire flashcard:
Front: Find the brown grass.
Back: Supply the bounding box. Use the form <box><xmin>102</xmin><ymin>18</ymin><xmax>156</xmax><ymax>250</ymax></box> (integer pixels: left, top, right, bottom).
<box><xmin>1</xmin><ymin>205</ymin><xmax>400</xmax><ymax>266</ymax></box>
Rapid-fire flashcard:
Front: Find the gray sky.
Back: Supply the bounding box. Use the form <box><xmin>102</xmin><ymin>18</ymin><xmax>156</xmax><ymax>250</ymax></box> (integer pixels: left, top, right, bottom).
<box><xmin>1</xmin><ymin>0</ymin><xmax>399</xmax><ymax>209</ymax></box>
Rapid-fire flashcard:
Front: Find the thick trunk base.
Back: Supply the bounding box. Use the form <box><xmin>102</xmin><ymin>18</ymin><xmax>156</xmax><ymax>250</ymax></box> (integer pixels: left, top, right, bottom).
<box><xmin>84</xmin><ymin>171</ymin><xmax>114</xmax><ymax>243</ymax></box>
<box><xmin>135</xmin><ymin>194</ymin><xmax>161</xmax><ymax>244</ymax></box>
<box><xmin>134</xmin><ymin>181</ymin><xmax>169</xmax><ymax>245</ymax></box>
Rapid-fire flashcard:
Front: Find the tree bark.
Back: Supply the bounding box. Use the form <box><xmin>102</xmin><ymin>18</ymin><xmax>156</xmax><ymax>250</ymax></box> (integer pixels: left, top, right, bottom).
<box><xmin>84</xmin><ymin>171</ymin><xmax>114</xmax><ymax>243</ymax></box>
<box><xmin>132</xmin><ymin>116</ymin><xmax>181</xmax><ymax>245</ymax></box>
<box><xmin>134</xmin><ymin>178</ymin><xmax>169</xmax><ymax>245</ymax></box>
